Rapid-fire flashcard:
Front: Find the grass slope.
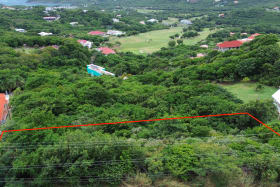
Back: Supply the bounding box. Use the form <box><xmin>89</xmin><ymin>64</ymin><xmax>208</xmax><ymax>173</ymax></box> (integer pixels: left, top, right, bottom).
<box><xmin>111</xmin><ymin>27</ymin><xmax>215</xmax><ymax>54</ymax></box>
<box><xmin>219</xmin><ymin>82</ymin><xmax>277</xmax><ymax>102</ymax></box>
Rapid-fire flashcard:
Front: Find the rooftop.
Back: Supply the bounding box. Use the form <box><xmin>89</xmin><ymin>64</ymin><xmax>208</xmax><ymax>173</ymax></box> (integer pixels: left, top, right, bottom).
<box><xmin>98</xmin><ymin>47</ymin><xmax>116</xmax><ymax>55</ymax></box>
<box><xmin>217</xmin><ymin>40</ymin><xmax>243</xmax><ymax>48</ymax></box>
<box><xmin>88</xmin><ymin>31</ymin><xmax>105</xmax><ymax>35</ymax></box>
<box><xmin>0</xmin><ymin>94</ymin><xmax>8</xmax><ymax>121</ymax></box>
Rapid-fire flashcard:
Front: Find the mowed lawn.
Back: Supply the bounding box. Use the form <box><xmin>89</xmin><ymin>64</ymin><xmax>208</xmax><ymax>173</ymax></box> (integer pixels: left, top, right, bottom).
<box><xmin>110</xmin><ymin>27</ymin><xmax>216</xmax><ymax>54</ymax></box>
<box><xmin>219</xmin><ymin>82</ymin><xmax>277</xmax><ymax>102</ymax></box>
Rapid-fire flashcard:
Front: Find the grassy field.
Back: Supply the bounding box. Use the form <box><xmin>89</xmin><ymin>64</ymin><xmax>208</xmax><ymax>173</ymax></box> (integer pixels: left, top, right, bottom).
<box><xmin>110</xmin><ymin>27</ymin><xmax>216</xmax><ymax>54</ymax></box>
<box><xmin>136</xmin><ymin>8</ymin><xmax>162</xmax><ymax>13</ymax></box>
<box><xmin>15</xmin><ymin>47</ymin><xmax>38</xmax><ymax>54</ymax></box>
<box><xmin>162</xmin><ymin>17</ymin><xmax>179</xmax><ymax>25</ymax></box>
<box><xmin>219</xmin><ymin>82</ymin><xmax>277</xmax><ymax>102</ymax></box>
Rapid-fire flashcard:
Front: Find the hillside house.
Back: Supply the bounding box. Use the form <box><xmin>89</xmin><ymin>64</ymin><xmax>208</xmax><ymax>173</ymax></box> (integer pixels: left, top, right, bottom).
<box><xmin>70</xmin><ymin>22</ymin><xmax>78</xmax><ymax>26</ymax></box>
<box><xmin>78</xmin><ymin>40</ymin><xmax>92</xmax><ymax>49</ymax></box>
<box><xmin>218</xmin><ymin>13</ymin><xmax>225</xmax><ymax>17</ymax></box>
<box><xmin>87</xmin><ymin>64</ymin><xmax>115</xmax><ymax>77</ymax></box>
<box><xmin>0</xmin><ymin>93</ymin><xmax>9</xmax><ymax>125</ymax></box>
<box><xmin>147</xmin><ymin>19</ymin><xmax>158</xmax><ymax>23</ymax></box>
<box><xmin>43</xmin><ymin>17</ymin><xmax>58</xmax><ymax>21</ymax></box>
<box><xmin>191</xmin><ymin>53</ymin><xmax>205</xmax><ymax>59</ymax></box>
<box><xmin>139</xmin><ymin>21</ymin><xmax>146</xmax><ymax>25</ymax></box>
<box><xmin>180</xmin><ymin>19</ymin><xmax>192</xmax><ymax>25</ymax></box>
<box><xmin>97</xmin><ymin>47</ymin><xmax>116</xmax><ymax>55</ymax></box>
<box><xmin>107</xmin><ymin>30</ymin><xmax>125</xmax><ymax>36</ymax></box>
<box><xmin>112</xmin><ymin>18</ymin><xmax>120</xmax><ymax>23</ymax></box>
<box><xmin>38</xmin><ymin>32</ymin><xmax>53</xmax><ymax>36</ymax></box>
<box><xmin>272</xmin><ymin>89</ymin><xmax>280</xmax><ymax>114</ymax></box>
<box><xmin>217</xmin><ymin>40</ymin><xmax>243</xmax><ymax>52</ymax></box>
<box><xmin>248</xmin><ymin>33</ymin><xmax>261</xmax><ymax>39</ymax></box>
<box><xmin>217</xmin><ymin>33</ymin><xmax>261</xmax><ymax>52</ymax></box>
<box><xmin>15</xmin><ymin>28</ymin><xmax>26</xmax><ymax>33</ymax></box>
<box><xmin>200</xmin><ymin>44</ymin><xmax>208</xmax><ymax>48</ymax></box>
<box><xmin>88</xmin><ymin>31</ymin><xmax>106</xmax><ymax>36</ymax></box>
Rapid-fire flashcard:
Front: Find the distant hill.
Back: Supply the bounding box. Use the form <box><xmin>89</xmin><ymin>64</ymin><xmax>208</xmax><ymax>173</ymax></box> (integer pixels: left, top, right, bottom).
<box><xmin>27</xmin><ymin>0</ymin><xmax>280</xmax><ymax>10</ymax></box>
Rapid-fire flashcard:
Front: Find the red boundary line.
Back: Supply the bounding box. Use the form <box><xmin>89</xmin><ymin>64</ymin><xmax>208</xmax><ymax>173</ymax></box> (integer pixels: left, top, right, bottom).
<box><xmin>0</xmin><ymin>112</ymin><xmax>280</xmax><ymax>141</ymax></box>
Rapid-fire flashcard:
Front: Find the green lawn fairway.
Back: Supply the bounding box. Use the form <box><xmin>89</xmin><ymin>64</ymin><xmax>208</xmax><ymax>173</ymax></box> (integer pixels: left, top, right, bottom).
<box><xmin>219</xmin><ymin>82</ymin><xmax>277</xmax><ymax>102</ymax></box>
<box><xmin>110</xmin><ymin>28</ymin><xmax>216</xmax><ymax>54</ymax></box>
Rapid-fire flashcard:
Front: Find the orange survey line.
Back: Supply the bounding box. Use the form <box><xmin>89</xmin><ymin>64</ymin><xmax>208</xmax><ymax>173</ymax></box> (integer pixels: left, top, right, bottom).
<box><xmin>0</xmin><ymin>112</ymin><xmax>279</xmax><ymax>141</ymax></box>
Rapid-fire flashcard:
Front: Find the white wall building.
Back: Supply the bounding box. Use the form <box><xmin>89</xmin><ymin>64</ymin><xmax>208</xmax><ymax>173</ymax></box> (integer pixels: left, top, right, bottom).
<box><xmin>38</xmin><ymin>32</ymin><xmax>53</xmax><ymax>36</ymax></box>
<box><xmin>77</xmin><ymin>40</ymin><xmax>92</xmax><ymax>49</ymax></box>
<box><xmin>272</xmin><ymin>89</ymin><xmax>280</xmax><ymax>114</ymax></box>
<box><xmin>15</xmin><ymin>28</ymin><xmax>26</xmax><ymax>33</ymax></box>
<box><xmin>112</xmin><ymin>18</ymin><xmax>120</xmax><ymax>23</ymax></box>
<box><xmin>70</xmin><ymin>22</ymin><xmax>78</xmax><ymax>26</ymax></box>
<box><xmin>147</xmin><ymin>19</ymin><xmax>158</xmax><ymax>23</ymax></box>
<box><xmin>107</xmin><ymin>30</ymin><xmax>125</xmax><ymax>36</ymax></box>
<box><xmin>180</xmin><ymin>19</ymin><xmax>192</xmax><ymax>25</ymax></box>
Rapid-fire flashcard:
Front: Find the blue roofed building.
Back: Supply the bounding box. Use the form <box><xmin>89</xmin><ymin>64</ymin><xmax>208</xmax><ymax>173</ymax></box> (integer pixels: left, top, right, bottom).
<box><xmin>87</xmin><ymin>64</ymin><xmax>115</xmax><ymax>77</ymax></box>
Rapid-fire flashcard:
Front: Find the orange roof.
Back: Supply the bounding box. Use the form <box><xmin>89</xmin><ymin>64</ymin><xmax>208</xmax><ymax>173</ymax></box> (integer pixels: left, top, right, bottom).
<box><xmin>217</xmin><ymin>40</ymin><xmax>243</xmax><ymax>48</ymax></box>
<box><xmin>248</xmin><ymin>33</ymin><xmax>261</xmax><ymax>39</ymax></box>
<box><xmin>88</xmin><ymin>31</ymin><xmax>105</xmax><ymax>36</ymax></box>
<box><xmin>98</xmin><ymin>47</ymin><xmax>116</xmax><ymax>55</ymax></box>
<box><xmin>0</xmin><ymin>94</ymin><xmax>8</xmax><ymax>121</ymax></box>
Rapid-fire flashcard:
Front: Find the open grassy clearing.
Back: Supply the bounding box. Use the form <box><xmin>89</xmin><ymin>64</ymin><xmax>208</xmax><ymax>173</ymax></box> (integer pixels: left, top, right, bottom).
<box><xmin>219</xmin><ymin>82</ymin><xmax>277</xmax><ymax>102</ymax></box>
<box><xmin>110</xmin><ymin>27</ymin><xmax>216</xmax><ymax>54</ymax></box>
<box><xmin>15</xmin><ymin>47</ymin><xmax>38</xmax><ymax>54</ymax></box>
<box><xmin>162</xmin><ymin>17</ymin><xmax>179</xmax><ymax>25</ymax></box>
<box><xmin>136</xmin><ymin>8</ymin><xmax>162</xmax><ymax>13</ymax></box>
<box><xmin>183</xmin><ymin>28</ymin><xmax>216</xmax><ymax>45</ymax></box>
<box><xmin>189</xmin><ymin>15</ymin><xmax>207</xmax><ymax>21</ymax></box>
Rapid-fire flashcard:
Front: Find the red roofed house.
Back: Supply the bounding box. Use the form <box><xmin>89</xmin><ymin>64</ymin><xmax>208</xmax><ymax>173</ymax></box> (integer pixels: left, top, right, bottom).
<box><xmin>97</xmin><ymin>47</ymin><xmax>116</xmax><ymax>55</ymax></box>
<box><xmin>217</xmin><ymin>40</ymin><xmax>243</xmax><ymax>52</ymax></box>
<box><xmin>0</xmin><ymin>93</ymin><xmax>9</xmax><ymax>125</ymax></box>
<box><xmin>248</xmin><ymin>33</ymin><xmax>261</xmax><ymax>40</ymax></box>
<box><xmin>88</xmin><ymin>30</ymin><xmax>106</xmax><ymax>36</ymax></box>
<box><xmin>78</xmin><ymin>40</ymin><xmax>93</xmax><ymax>48</ymax></box>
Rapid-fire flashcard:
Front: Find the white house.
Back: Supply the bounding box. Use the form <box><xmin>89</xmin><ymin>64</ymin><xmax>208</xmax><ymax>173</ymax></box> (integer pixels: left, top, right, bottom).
<box><xmin>112</xmin><ymin>18</ymin><xmax>120</xmax><ymax>23</ymax></box>
<box><xmin>15</xmin><ymin>28</ymin><xmax>26</xmax><ymax>33</ymax></box>
<box><xmin>147</xmin><ymin>19</ymin><xmax>158</xmax><ymax>23</ymax></box>
<box><xmin>200</xmin><ymin>44</ymin><xmax>208</xmax><ymax>48</ymax></box>
<box><xmin>70</xmin><ymin>22</ymin><xmax>78</xmax><ymax>26</ymax></box>
<box><xmin>38</xmin><ymin>32</ymin><xmax>53</xmax><ymax>36</ymax></box>
<box><xmin>139</xmin><ymin>21</ymin><xmax>146</xmax><ymax>25</ymax></box>
<box><xmin>77</xmin><ymin>40</ymin><xmax>92</xmax><ymax>49</ymax></box>
<box><xmin>43</xmin><ymin>16</ymin><xmax>59</xmax><ymax>21</ymax></box>
<box><xmin>107</xmin><ymin>30</ymin><xmax>125</xmax><ymax>36</ymax></box>
<box><xmin>180</xmin><ymin>19</ymin><xmax>192</xmax><ymax>25</ymax></box>
<box><xmin>272</xmin><ymin>89</ymin><xmax>280</xmax><ymax>114</ymax></box>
